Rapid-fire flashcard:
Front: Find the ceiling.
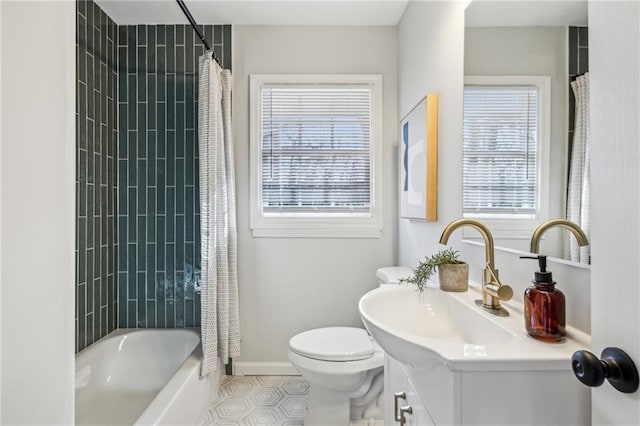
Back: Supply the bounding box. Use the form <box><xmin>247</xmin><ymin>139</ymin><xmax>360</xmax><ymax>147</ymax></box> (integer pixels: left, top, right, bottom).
<box><xmin>96</xmin><ymin>0</ymin><xmax>588</xmax><ymax>29</ymax></box>
<box><xmin>465</xmin><ymin>1</ymin><xmax>588</xmax><ymax>27</ymax></box>
<box><xmin>94</xmin><ymin>0</ymin><xmax>410</xmax><ymax>26</ymax></box>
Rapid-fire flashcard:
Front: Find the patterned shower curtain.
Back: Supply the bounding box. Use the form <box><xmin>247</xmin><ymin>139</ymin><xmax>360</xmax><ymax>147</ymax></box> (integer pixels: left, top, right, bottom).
<box><xmin>198</xmin><ymin>53</ymin><xmax>240</xmax><ymax>377</ymax></box>
<box><xmin>564</xmin><ymin>73</ymin><xmax>590</xmax><ymax>264</ymax></box>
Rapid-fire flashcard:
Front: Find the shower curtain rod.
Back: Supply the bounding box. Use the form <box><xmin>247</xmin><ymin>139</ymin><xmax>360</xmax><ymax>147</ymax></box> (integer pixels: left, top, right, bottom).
<box><xmin>176</xmin><ymin>0</ymin><xmax>220</xmax><ymax>65</ymax></box>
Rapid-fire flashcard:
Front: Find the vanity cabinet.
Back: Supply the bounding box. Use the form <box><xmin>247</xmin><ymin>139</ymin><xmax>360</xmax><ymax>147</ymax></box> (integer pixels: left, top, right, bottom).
<box><xmin>384</xmin><ymin>353</ymin><xmax>589</xmax><ymax>425</ymax></box>
<box><xmin>384</xmin><ymin>355</ymin><xmax>434</xmax><ymax>425</ymax></box>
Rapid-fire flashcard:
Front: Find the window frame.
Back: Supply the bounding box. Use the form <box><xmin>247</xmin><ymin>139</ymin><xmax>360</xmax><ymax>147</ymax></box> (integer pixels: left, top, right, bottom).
<box><xmin>249</xmin><ymin>74</ymin><xmax>383</xmax><ymax>238</ymax></box>
<box><xmin>462</xmin><ymin>75</ymin><xmax>551</xmax><ymax>239</ymax></box>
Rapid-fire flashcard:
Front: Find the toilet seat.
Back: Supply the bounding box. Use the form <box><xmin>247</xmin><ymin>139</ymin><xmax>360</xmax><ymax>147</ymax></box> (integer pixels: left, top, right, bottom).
<box><xmin>289</xmin><ymin>327</ymin><xmax>374</xmax><ymax>362</ymax></box>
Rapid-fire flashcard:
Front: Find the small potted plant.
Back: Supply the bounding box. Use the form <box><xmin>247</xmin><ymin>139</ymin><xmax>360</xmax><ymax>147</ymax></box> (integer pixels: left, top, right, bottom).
<box><xmin>400</xmin><ymin>248</ymin><xmax>469</xmax><ymax>292</ymax></box>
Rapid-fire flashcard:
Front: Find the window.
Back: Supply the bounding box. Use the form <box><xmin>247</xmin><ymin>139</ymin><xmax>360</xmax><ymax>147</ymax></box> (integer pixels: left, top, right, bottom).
<box><xmin>250</xmin><ymin>75</ymin><xmax>383</xmax><ymax>238</ymax></box>
<box><xmin>463</xmin><ymin>76</ymin><xmax>550</xmax><ymax>238</ymax></box>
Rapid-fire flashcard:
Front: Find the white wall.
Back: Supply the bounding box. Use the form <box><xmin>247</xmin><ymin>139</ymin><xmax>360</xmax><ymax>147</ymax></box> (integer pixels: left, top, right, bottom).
<box><xmin>589</xmin><ymin>1</ymin><xmax>640</xmax><ymax>422</ymax></box>
<box><xmin>232</xmin><ymin>25</ymin><xmax>397</xmax><ymax>370</ymax></box>
<box><xmin>397</xmin><ymin>2</ymin><xmax>591</xmax><ymax>333</ymax></box>
<box><xmin>1</xmin><ymin>1</ymin><xmax>76</xmax><ymax>423</ymax></box>
<box><xmin>464</xmin><ymin>26</ymin><xmax>568</xmax><ymax>255</ymax></box>
<box><xmin>397</xmin><ymin>2</ymin><xmax>465</xmax><ymax>269</ymax></box>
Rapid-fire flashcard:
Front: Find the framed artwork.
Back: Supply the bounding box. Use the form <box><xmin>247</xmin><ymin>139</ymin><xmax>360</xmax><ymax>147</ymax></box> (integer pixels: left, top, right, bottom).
<box><xmin>400</xmin><ymin>94</ymin><xmax>438</xmax><ymax>221</ymax></box>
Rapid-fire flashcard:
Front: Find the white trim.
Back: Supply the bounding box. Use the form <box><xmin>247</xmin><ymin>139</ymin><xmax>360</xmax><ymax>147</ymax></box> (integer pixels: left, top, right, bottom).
<box><xmin>463</xmin><ymin>75</ymin><xmax>551</xmax><ymax>240</ymax></box>
<box><xmin>232</xmin><ymin>361</ymin><xmax>299</xmax><ymax>376</ymax></box>
<box><xmin>249</xmin><ymin>74</ymin><xmax>383</xmax><ymax>238</ymax></box>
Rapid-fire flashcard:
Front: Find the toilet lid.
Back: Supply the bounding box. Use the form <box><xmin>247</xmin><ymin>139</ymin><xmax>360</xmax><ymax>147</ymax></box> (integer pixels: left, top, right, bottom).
<box><xmin>289</xmin><ymin>327</ymin><xmax>374</xmax><ymax>362</ymax></box>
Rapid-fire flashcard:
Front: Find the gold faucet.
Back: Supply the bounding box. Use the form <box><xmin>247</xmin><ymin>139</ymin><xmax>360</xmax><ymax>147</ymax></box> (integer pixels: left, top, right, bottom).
<box><xmin>439</xmin><ymin>218</ymin><xmax>513</xmax><ymax>316</ymax></box>
<box><xmin>530</xmin><ymin>219</ymin><xmax>589</xmax><ymax>254</ymax></box>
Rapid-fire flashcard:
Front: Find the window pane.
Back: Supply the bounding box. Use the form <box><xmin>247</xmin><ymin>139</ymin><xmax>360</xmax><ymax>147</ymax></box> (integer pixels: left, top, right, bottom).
<box><xmin>261</xmin><ymin>85</ymin><xmax>372</xmax><ymax>213</ymax></box>
<box><xmin>463</xmin><ymin>85</ymin><xmax>538</xmax><ymax>215</ymax></box>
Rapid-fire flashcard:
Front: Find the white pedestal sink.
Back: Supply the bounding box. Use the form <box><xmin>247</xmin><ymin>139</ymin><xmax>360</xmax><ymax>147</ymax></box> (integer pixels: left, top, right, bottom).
<box><xmin>359</xmin><ymin>283</ymin><xmax>591</xmax><ymax>425</ymax></box>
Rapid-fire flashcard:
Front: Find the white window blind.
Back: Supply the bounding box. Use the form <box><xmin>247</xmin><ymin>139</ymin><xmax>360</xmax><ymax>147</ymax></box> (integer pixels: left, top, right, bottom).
<box><xmin>261</xmin><ymin>84</ymin><xmax>372</xmax><ymax>215</ymax></box>
<box><xmin>463</xmin><ymin>85</ymin><xmax>538</xmax><ymax>216</ymax></box>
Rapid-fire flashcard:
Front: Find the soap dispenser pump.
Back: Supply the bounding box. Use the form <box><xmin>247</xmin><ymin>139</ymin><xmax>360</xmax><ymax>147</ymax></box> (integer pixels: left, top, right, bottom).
<box><xmin>520</xmin><ymin>255</ymin><xmax>566</xmax><ymax>342</ymax></box>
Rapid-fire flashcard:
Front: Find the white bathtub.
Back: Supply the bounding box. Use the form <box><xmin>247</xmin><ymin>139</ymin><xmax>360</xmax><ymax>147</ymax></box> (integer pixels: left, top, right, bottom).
<box><xmin>75</xmin><ymin>328</ymin><xmax>221</xmax><ymax>426</ymax></box>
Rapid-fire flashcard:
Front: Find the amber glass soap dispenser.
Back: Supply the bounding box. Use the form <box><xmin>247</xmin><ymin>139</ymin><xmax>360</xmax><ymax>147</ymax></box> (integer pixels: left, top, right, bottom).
<box><xmin>520</xmin><ymin>255</ymin><xmax>566</xmax><ymax>342</ymax></box>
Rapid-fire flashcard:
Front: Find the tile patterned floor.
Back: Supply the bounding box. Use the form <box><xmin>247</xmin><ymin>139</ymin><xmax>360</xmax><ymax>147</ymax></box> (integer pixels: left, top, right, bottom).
<box><xmin>201</xmin><ymin>376</ymin><xmax>310</xmax><ymax>426</ymax></box>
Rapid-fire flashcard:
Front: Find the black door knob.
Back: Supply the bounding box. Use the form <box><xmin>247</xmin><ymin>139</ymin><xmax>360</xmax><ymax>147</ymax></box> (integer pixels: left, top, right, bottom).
<box><xmin>572</xmin><ymin>347</ymin><xmax>639</xmax><ymax>393</ymax></box>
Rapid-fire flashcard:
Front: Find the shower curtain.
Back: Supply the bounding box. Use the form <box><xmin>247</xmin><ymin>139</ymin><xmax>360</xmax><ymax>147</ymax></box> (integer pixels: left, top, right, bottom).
<box><xmin>198</xmin><ymin>53</ymin><xmax>240</xmax><ymax>377</ymax></box>
<box><xmin>564</xmin><ymin>73</ymin><xmax>590</xmax><ymax>264</ymax></box>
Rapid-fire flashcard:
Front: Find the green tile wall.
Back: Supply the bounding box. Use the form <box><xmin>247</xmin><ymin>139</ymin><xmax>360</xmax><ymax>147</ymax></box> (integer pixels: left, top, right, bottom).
<box><xmin>568</xmin><ymin>26</ymin><xmax>588</xmax><ymax>161</ymax></box>
<box><xmin>76</xmin><ymin>0</ymin><xmax>118</xmax><ymax>352</ymax></box>
<box><xmin>117</xmin><ymin>24</ymin><xmax>231</xmax><ymax>328</ymax></box>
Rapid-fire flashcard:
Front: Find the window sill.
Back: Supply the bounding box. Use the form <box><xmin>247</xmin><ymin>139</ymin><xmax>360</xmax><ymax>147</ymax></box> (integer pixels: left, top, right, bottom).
<box><xmin>250</xmin><ymin>221</ymin><xmax>382</xmax><ymax>238</ymax></box>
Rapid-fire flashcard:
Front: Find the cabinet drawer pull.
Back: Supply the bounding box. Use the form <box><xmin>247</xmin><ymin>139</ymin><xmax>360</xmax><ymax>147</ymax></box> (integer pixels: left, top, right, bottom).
<box><xmin>393</xmin><ymin>391</ymin><xmax>407</xmax><ymax>422</ymax></box>
<box><xmin>399</xmin><ymin>405</ymin><xmax>413</xmax><ymax>426</ymax></box>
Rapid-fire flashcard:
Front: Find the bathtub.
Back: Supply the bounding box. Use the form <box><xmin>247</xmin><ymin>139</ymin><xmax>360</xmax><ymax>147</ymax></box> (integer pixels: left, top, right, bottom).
<box><xmin>75</xmin><ymin>328</ymin><xmax>221</xmax><ymax>426</ymax></box>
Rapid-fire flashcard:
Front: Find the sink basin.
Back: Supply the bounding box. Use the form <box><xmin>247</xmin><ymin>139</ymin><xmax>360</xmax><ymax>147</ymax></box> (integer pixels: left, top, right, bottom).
<box><xmin>359</xmin><ymin>284</ymin><xmax>590</xmax><ymax>370</ymax></box>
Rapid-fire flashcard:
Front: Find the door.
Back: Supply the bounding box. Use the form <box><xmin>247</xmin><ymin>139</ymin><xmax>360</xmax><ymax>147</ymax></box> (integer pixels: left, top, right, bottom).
<box><xmin>589</xmin><ymin>1</ymin><xmax>640</xmax><ymax>423</ymax></box>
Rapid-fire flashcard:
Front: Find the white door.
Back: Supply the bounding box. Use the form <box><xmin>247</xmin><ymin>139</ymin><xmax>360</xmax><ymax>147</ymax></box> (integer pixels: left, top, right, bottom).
<box><xmin>589</xmin><ymin>1</ymin><xmax>640</xmax><ymax>423</ymax></box>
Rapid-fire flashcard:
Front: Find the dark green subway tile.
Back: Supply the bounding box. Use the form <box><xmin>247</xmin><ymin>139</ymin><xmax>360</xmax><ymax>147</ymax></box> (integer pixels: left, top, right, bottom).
<box><xmin>118</xmin><ymin>218</ymin><xmax>127</xmax><ymax>264</ymax></box>
<box><xmin>118</xmin><ymin>105</ymin><xmax>128</xmax><ymax>148</ymax></box>
<box><xmin>137</xmin><ymin>25</ymin><xmax>146</xmax><ymax>46</ymax></box>
<box><xmin>176</xmin><ymin>161</ymin><xmax>185</xmax><ymax>214</ymax></box>
<box><xmin>127</xmin><ymin>189</ymin><xmax>137</xmax><ymax>239</ymax></box>
<box><xmin>204</xmin><ymin>26</ymin><xmax>213</xmax><ymax>45</ymax></box>
<box><xmin>127</xmin><ymin>131</ymin><xmax>137</xmax><ymax>184</ymax></box>
<box><xmin>166</xmin><ymin>243</ymin><xmax>175</xmax><ymax>289</ymax></box>
<box><xmin>185</xmin><ymin>134</ymin><xmax>195</xmax><ymax>184</ymax></box>
<box><xmin>175</xmin><ymin>25</ymin><xmax>184</xmax><ymax>45</ymax></box>
<box><xmin>213</xmin><ymin>25</ymin><xmax>222</xmax><ymax>44</ymax></box>
<box><xmin>176</xmin><ymin>104</ymin><xmax>185</xmax><ymax>157</ymax></box>
<box><xmin>137</xmin><ymin>47</ymin><xmax>147</xmax><ymax>100</ymax></box>
<box><xmin>146</xmin><ymin>301</ymin><xmax>156</xmax><ymax>328</ymax></box>
<box><xmin>176</xmin><ymin>215</ymin><xmax>185</xmax><ymax>268</ymax></box>
<box><xmin>78</xmin><ymin>218</ymin><xmax>87</xmax><ymax>281</ymax></box>
<box><xmin>127</xmin><ymin>244</ymin><xmax>137</xmax><ymax>298</ymax></box>
<box><xmin>166</xmin><ymin>187</ymin><xmax>175</xmax><ymax>242</ymax></box>
<box><xmin>148</xmin><ymin>76</ymin><xmax>157</xmax><ymax>128</ymax></box>
<box><xmin>117</xmin><ymin>161</ymin><xmax>128</xmax><ymax>212</ymax></box>
<box><xmin>176</xmin><ymin>74</ymin><xmax>185</xmax><ymax>105</ymax></box>
<box><xmin>184</xmin><ymin>299</ymin><xmax>194</xmax><ymax>327</ymax></box>
<box><xmin>137</xmin><ymin>160</ymin><xmax>147</xmax><ymax>214</ymax></box>
<box><xmin>223</xmin><ymin>26</ymin><xmax>231</xmax><ymax>68</ymax></box>
<box><xmin>137</xmin><ymin>216</ymin><xmax>147</xmax><ymax>270</ymax></box>
<box><xmin>156</xmin><ymin>216</ymin><xmax>166</xmax><ymax>270</ymax></box>
<box><xmin>185</xmin><ymin>188</ymin><xmax>194</xmax><ymax>242</ymax></box>
<box><xmin>185</xmin><ymin>32</ymin><xmax>194</xmax><ymax>73</ymax></box>
<box><xmin>578</xmin><ymin>48</ymin><xmax>588</xmax><ymax>75</ymax></box>
<box><xmin>157</xmin><ymin>46</ymin><xmax>166</xmax><ymax>78</ymax></box>
<box><xmin>166</xmin><ymin>300</ymin><xmax>175</xmax><ymax>328</ymax></box>
<box><xmin>137</xmin><ymin>105</ymin><xmax>147</xmax><ymax>157</ymax></box>
<box><xmin>156</xmin><ymin>25</ymin><xmax>165</xmax><ymax>45</ymax></box>
<box><xmin>87</xmin><ymin>186</ymin><xmax>95</xmax><ymax>247</ymax></box>
<box><xmin>185</xmin><ymin>85</ymin><xmax>194</xmax><ymax>131</ymax></box>
<box><xmin>166</xmin><ymin>76</ymin><xmax>176</xmax><ymax>129</ymax></box>
<box><xmin>166</xmin><ymin>26</ymin><xmax>175</xmax><ymax>71</ymax></box>
<box><xmin>127</xmin><ymin>301</ymin><xmax>137</xmax><ymax>328</ymax></box>
<box><xmin>157</xmin><ymin>103</ymin><xmax>166</xmax><ymax>150</ymax></box>
<box><xmin>127</xmin><ymin>75</ymin><xmax>137</xmax><ymax>125</ymax></box>
<box><xmin>176</xmin><ymin>45</ymin><xmax>185</xmax><ymax>76</ymax></box>
<box><xmin>137</xmin><ymin>273</ymin><xmax>146</xmax><ymax>326</ymax></box>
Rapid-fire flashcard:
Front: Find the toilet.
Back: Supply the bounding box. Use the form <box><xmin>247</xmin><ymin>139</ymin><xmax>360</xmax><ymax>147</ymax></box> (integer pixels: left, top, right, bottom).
<box><xmin>287</xmin><ymin>267</ymin><xmax>412</xmax><ymax>425</ymax></box>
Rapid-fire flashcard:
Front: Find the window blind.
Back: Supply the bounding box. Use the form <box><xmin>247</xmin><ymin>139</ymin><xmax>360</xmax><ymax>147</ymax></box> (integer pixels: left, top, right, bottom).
<box><xmin>261</xmin><ymin>84</ymin><xmax>372</xmax><ymax>214</ymax></box>
<box><xmin>463</xmin><ymin>85</ymin><xmax>538</xmax><ymax>216</ymax></box>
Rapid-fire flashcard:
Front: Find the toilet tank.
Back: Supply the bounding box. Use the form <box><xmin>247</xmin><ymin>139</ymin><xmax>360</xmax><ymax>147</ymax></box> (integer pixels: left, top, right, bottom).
<box><xmin>376</xmin><ymin>267</ymin><xmax>412</xmax><ymax>286</ymax></box>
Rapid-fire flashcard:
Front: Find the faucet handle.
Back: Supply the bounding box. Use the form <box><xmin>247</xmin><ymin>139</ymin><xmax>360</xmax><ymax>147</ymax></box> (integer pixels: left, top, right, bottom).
<box><xmin>484</xmin><ymin>282</ymin><xmax>513</xmax><ymax>302</ymax></box>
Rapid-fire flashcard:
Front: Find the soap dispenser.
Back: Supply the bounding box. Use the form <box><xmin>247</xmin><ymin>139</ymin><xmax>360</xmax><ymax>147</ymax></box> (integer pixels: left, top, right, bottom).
<box><xmin>520</xmin><ymin>255</ymin><xmax>566</xmax><ymax>342</ymax></box>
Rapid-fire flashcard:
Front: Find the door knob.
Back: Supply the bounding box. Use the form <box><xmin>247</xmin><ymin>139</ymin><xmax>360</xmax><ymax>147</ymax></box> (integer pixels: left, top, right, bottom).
<box><xmin>572</xmin><ymin>347</ymin><xmax>639</xmax><ymax>393</ymax></box>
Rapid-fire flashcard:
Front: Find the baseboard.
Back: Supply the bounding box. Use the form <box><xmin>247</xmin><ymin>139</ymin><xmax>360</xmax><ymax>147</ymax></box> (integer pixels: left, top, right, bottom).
<box><xmin>232</xmin><ymin>361</ymin><xmax>298</xmax><ymax>376</ymax></box>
